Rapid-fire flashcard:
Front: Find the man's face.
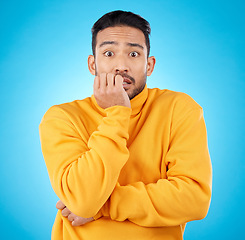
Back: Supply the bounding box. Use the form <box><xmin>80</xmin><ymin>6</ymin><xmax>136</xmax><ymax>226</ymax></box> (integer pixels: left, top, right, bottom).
<box><xmin>88</xmin><ymin>26</ymin><xmax>155</xmax><ymax>100</ymax></box>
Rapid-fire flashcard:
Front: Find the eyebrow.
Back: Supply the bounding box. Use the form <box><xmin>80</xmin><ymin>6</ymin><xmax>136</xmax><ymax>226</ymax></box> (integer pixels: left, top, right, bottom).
<box><xmin>99</xmin><ymin>41</ymin><xmax>144</xmax><ymax>50</ymax></box>
<box><xmin>126</xmin><ymin>43</ymin><xmax>144</xmax><ymax>50</ymax></box>
<box><xmin>99</xmin><ymin>41</ymin><xmax>118</xmax><ymax>48</ymax></box>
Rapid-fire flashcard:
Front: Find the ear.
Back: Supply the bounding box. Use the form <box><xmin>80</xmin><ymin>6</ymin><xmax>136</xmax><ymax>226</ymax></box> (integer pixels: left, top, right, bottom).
<box><xmin>88</xmin><ymin>55</ymin><xmax>96</xmax><ymax>75</ymax></box>
<box><xmin>146</xmin><ymin>56</ymin><xmax>156</xmax><ymax>76</ymax></box>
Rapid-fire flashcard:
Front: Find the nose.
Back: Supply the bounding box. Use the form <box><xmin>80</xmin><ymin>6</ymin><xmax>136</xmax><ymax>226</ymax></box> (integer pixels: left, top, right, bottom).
<box><xmin>113</xmin><ymin>55</ymin><xmax>129</xmax><ymax>74</ymax></box>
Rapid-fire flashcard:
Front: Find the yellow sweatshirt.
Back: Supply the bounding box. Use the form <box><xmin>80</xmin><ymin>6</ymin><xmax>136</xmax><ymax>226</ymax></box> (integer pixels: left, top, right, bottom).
<box><xmin>39</xmin><ymin>86</ymin><xmax>212</xmax><ymax>240</ymax></box>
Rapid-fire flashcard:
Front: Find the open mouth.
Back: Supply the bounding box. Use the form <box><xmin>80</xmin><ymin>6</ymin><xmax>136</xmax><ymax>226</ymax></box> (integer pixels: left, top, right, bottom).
<box><xmin>115</xmin><ymin>73</ymin><xmax>135</xmax><ymax>89</ymax></box>
<box><xmin>123</xmin><ymin>78</ymin><xmax>132</xmax><ymax>85</ymax></box>
<box><xmin>122</xmin><ymin>79</ymin><xmax>131</xmax><ymax>90</ymax></box>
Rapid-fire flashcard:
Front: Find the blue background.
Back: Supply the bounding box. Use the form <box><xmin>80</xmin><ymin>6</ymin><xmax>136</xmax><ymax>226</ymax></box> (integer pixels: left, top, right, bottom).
<box><xmin>0</xmin><ymin>0</ymin><xmax>244</xmax><ymax>239</ymax></box>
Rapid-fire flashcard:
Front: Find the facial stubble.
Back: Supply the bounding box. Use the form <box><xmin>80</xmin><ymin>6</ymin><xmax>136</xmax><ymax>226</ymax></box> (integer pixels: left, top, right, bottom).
<box><xmin>95</xmin><ymin>65</ymin><xmax>147</xmax><ymax>100</ymax></box>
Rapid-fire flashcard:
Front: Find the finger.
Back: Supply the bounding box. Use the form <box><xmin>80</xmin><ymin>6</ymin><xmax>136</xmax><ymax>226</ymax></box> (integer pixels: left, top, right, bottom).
<box><xmin>56</xmin><ymin>200</ymin><xmax>66</xmax><ymax>210</ymax></box>
<box><xmin>67</xmin><ymin>213</ymin><xmax>76</xmax><ymax>222</ymax></box>
<box><xmin>115</xmin><ymin>75</ymin><xmax>124</xmax><ymax>88</ymax></box>
<box><xmin>107</xmin><ymin>73</ymin><xmax>115</xmax><ymax>87</ymax></box>
<box><xmin>72</xmin><ymin>217</ymin><xmax>94</xmax><ymax>226</ymax></box>
<box><xmin>72</xmin><ymin>218</ymin><xmax>83</xmax><ymax>227</ymax></box>
<box><xmin>99</xmin><ymin>73</ymin><xmax>107</xmax><ymax>91</ymax></box>
<box><xmin>61</xmin><ymin>207</ymin><xmax>71</xmax><ymax>217</ymax></box>
<box><xmin>93</xmin><ymin>76</ymin><xmax>100</xmax><ymax>90</ymax></box>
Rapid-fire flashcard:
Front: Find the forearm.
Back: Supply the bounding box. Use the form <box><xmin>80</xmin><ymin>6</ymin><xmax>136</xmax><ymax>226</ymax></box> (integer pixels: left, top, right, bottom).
<box><xmin>103</xmin><ymin>177</ymin><xmax>211</xmax><ymax>227</ymax></box>
<box><xmin>100</xmin><ymin>107</ymin><xmax>212</xmax><ymax>227</ymax></box>
<box><xmin>40</xmin><ymin>105</ymin><xmax>131</xmax><ymax>218</ymax></box>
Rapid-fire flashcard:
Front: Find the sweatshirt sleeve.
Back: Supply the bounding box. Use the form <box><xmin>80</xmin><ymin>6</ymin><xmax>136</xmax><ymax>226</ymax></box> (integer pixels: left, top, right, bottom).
<box><xmin>39</xmin><ymin>105</ymin><xmax>131</xmax><ymax>218</ymax></box>
<box><xmin>100</xmin><ymin>105</ymin><xmax>212</xmax><ymax>227</ymax></box>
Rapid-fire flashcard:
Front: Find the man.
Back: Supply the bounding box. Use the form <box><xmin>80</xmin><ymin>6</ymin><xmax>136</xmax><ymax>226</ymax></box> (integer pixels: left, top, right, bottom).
<box><xmin>39</xmin><ymin>10</ymin><xmax>212</xmax><ymax>240</ymax></box>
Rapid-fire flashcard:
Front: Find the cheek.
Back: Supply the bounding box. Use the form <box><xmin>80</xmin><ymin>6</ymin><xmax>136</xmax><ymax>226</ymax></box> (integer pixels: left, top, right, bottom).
<box><xmin>133</xmin><ymin>62</ymin><xmax>147</xmax><ymax>76</ymax></box>
<box><xmin>95</xmin><ymin>58</ymin><xmax>113</xmax><ymax>73</ymax></box>
<box><xmin>133</xmin><ymin>58</ymin><xmax>147</xmax><ymax>70</ymax></box>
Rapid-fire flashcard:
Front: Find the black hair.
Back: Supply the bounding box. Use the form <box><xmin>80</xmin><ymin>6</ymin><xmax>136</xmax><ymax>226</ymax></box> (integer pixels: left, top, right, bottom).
<box><xmin>91</xmin><ymin>10</ymin><xmax>151</xmax><ymax>57</ymax></box>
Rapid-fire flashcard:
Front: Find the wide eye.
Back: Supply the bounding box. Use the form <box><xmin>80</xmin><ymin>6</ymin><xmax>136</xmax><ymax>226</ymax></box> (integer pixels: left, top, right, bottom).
<box><xmin>104</xmin><ymin>51</ymin><xmax>114</xmax><ymax>57</ymax></box>
<box><xmin>129</xmin><ymin>51</ymin><xmax>139</xmax><ymax>57</ymax></box>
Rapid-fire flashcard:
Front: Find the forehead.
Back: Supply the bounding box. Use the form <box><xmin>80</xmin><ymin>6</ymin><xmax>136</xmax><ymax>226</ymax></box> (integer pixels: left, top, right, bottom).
<box><xmin>96</xmin><ymin>26</ymin><xmax>146</xmax><ymax>47</ymax></box>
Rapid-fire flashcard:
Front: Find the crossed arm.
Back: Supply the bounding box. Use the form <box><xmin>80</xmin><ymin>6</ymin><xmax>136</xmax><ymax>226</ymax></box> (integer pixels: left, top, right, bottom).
<box><xmin>57</xmin><ymin>109</ymin><xmax>212</xmax><ymax>228</ymax></box>
<box><xmin>41</xmin><ymin>73</ymin><xmax>212</xmax><ymax>228</ymax></box>
<box><xmin>42</xmin><ymin>73</ymin><xmax>131</xmax><ymax>226</ymax></box>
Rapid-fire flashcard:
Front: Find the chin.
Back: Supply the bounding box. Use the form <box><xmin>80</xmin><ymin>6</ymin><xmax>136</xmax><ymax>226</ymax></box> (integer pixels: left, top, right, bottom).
<box><xmin>128</xmin><ymin>85</ymin><xmax>145</xmax><ymax>100</ymax></box>
<box><xmin>128</xmin><ymin>91</ymin><xmax>138</xmax><ymax>100</ymax></box>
